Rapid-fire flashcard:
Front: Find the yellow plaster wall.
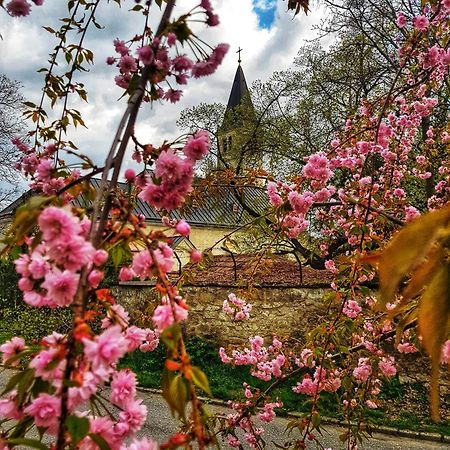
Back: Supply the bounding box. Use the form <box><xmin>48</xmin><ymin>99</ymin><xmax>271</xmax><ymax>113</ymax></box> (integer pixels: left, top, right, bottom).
<box><xmin>144</xmin><ymin>223</ymin><xmax>239</xmax><ymax>268</ymax></box>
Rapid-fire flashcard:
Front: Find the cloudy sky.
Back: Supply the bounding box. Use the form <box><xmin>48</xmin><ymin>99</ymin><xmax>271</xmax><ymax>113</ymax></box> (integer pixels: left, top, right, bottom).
<box><xmin>0</xmin><ymin>0</ymin><xmax>326</xmax><ymax>180</ymax></box>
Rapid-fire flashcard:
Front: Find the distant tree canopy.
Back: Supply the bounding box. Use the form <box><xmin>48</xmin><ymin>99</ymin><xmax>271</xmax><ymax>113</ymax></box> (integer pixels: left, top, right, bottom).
<box><xmin>178</xmin><ymin>0</ymin><xmax>449</xmax><ymax>184</ymax></box>
<box><xmin>0</xmin><ymin>74</ymin><xmax>25</xmax><ymax>206</ymax></box>
<box><xmin>177</xmin><ymin>0</ymin><xmax>449</xmax><ymax>267</ymax></box>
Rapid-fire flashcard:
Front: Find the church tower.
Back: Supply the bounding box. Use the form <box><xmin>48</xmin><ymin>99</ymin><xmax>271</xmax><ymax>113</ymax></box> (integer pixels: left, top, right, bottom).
<box><xmin>218</xmin><ymin>50</ymin><xmax>258</xmax><ymax>172</ymax></box>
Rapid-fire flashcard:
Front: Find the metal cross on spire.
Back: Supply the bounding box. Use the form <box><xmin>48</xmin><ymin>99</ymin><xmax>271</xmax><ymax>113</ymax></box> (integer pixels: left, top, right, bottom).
<box><xmin>237</xmin><ymin>47</ymin><xmax>243</xmax><ymax>65</ymax></box>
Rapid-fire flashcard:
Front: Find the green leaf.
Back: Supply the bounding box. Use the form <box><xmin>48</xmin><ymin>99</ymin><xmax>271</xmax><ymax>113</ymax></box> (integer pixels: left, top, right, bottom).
<box><xmin>171</xmin><ymin>20</ymin><xmax>191</xmax><ymax>44</ymax></box>
<box><xmin>190</xmin><ymin>366</ymin><xmax>211</xmax><ymax>396</ymax></box>
<box><xmin>4</xmin><ymin>349</ymin><xmax>34</xmax><ymax>367</ymax></box>
<box><xmin>7</xmin><ymin>438</ymin><xmax>49</xmax><ymax>450</ymax></box>
<box><xmin>169</xmin><ymin>374</ymin><xmax>187</xmax><ymax>418</ymax></box>
<box><xmin>10</xmin><ymin>245</ymin><xmax>21</xmax><ymax>260</ymax></box>
<box><xmin>311</xmin><ymin>411</ymin><xmax>321</xmax><ymax>429</ymax></box>
<box><xmin>161</xmin><ymin>324</ymin><xmax>181</xmax><ymax>350</ymax></box>
<box><xmin>2</xmin><ymin>370</ymin><xmax>25</xmax><ymax>396</ymax></box>
<box><xmin>66</xmin><ymin>416</ymin><xmax>90</xmax><ymax>445</ymax></box>
<box><xmin>162</xmin><ymin>370</ymin><xmax>187</xmax><ymax>419</ymax></box>
<box><xmin>16</xmin><ymin>368</ymin><xmax>35</xmax><ymax>404</ymax></box>
<box><xmin>88</xmin><ymin>433</ymin><xmax>111</xmax><ymax>450</ymax></box>
<box><xmin>161</xmin><ymin>369</ymin><xmax>176</xmax><ymax>416</ymax></box>
<box><xmin>44</xmin><ymin>358</ymin><xmax>61</xmax><ymax>371</ymax></box>
<box><xmin>10</xmin><ymin>416</ymin><xmax>34</xmax><ymax>439</ymax></box>
<box><xmin>286</xmin><ymin>0</ymin><xmax>310</xmax><ymax>16</ymax></box>
<box><xmin>126</xmin><ymin>73</ymin><xmax>140</xmax><ymax>96</ymax></box>
<box><xmin>23</xmin><ymin>101</ymin><xmax>38</xmax><ymax>108</ymax></box>
<box><xmin>110</xmin><ymin>245</ymin><xmax>124</xmax><ymax>268</ymax></box>
<box><xmin>3</xmin><ymin>195</ymin><xmax>55</xmax><ymax>249</ymax></box>
<box><xmin>32</xmin><ymin>378</ymin><xmax>52</xmax><ymax>396</ymax></box>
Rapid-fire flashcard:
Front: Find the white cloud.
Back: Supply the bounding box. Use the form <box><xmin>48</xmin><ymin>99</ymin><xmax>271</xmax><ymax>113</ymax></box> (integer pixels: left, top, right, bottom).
<box><xmin>252</xmin><ymin>0</ymin><xmax>278</xmax><ymax>11</ymax></box>
<box><xmin>0</xmin><ymin>0</ymin><xmax>325</xmax><ymax>179</ymax></box>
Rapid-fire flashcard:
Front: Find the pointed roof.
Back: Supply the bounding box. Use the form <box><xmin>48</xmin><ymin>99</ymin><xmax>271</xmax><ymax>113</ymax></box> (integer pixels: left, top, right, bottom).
<box><xmin>226</xmin><ymin>65</ymin><xmax>252</xmax><ymax>110</ymax></box>
<box><xmin>220</xmin><ymin>64</ymin><xmax>255</xmax><ymax>134</ymax></box>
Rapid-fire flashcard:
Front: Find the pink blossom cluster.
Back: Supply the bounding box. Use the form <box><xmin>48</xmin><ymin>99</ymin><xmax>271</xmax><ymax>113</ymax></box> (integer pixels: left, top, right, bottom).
<box><xmin>223</xmin><ymin>293</ymin><xmax>252</xmax><ymax>321</ymax></box>
<box><xmin>266</xmin><ymin>180</ymin><xmax>336</xmax><ymax>238</ymax></box>
<box><xmin>397</xmin><ymin>342</ymin><xmax>418</xmax><ymax>354</ymax></box>
<box><xmin>343</xmin><ymin>374</ymin><xmax>380</xmax><ymax>412</ymax></box>
<box><xmin>221</xmin><ymin>396</ymin><xmax>283</xmax><ymax>448</ymax></box>
<box><xmin>119</xmin><ymin>244</ymin><xmax>174</xmax><ymax>282</ymax></box>
<box><xmin>5</xmin><ymin>0</ymin><xmax>43</xmax><ymax>17</ymax></box>
<box><xmin>396</xmin><ymin>329</ymin><xmax>418</xmax><ymax>354</ymax></box>
<box><xmin>100</xmin><ymin>304</ymin><xmax>159</xmax><ymax>352</ymax></box>
<box><xmin>0</xmin><ymin>337</ymin><xmax>25</xmax><ymax>366</ymax></box>
<box><xmin>219</xmin><ymin>336</ymin><xmax>285</xmax><ymax>381</ymax></box>
<box><xmin>258</xmin><ymin>400</ymin><xmax>283</xmax><ymax>423</ymax></box>
<box><xmin>378</xmin><ymin>356</ymin><xmax>397</xmax><ymax>378</ymax></box>
<box><xmin>152</xmin><ymin>294</ymin><xmax>188</xmax><ymax>331</ymax></box>
<box><xmin>224</xmin><ymin>399</ymin><xmax>273</xmax><ymax>449</ymax></box>
<box><xmin>138</xmin><ymin>132</ymin><xmax>211</xmax><ymax>210</ymax></box>
<box><xmin>13</xmin><ymin>140</ymin><xmax>80</xmax><ymax>197</ymax></box>
<box><xmin>267</xmin><ymin>181</ymin><xmax>284</xmax><ymax>206</ymax></box>
<box><xmin>266</xmin><ymin>3</ymin><xmax>450</xmax><ymax>246</ymax></box>
<box><xmin>302</xmin><ymin>151</ymin><xmax>334</xmax><ymax>188</ymax></box>
<box><xmin>324</xmin><ymin>259</ymin><xmax>338</xmax><ymax>274</ymax></box>
<box><xmin>352</xmin><ymin>357</ymin><xmax>372</xmax><ymax>383</ymax></box>
<box><xmin>14</xmin><ymin>206</ymin><xmax>103</xmax><ymax>308</ymax></box>
<box><xmin>428</xmin><ymin>160</ymin><xmax>450</xmax><ymax>209</ymax></box>
<box><xmin>342</xmin><ymin>299</ymin><xmax>362</xmax><ymax>319</ymax></box>
<box><xmin>0</xmin><ymin>320</ymin><xmax>158</xmax><ymax>446</ymax></box>
<box><xmin>442</xmin><ymin>340</ymin><xmax>450</xmax><ymax>364</ymax></box>
<box><xmin>0</xmin><ymin>316</ymin><xmax>159</xmax><ymax>446</ymax></box>
<box><xmin>0</xmin><ymin>203</ymin><xmax>165</xmax><ymax>445</ymax></box>
<box><xmin>108</xmin><ymin>2</ymin><xmax>228</xmax><ymax>100</ymax></box>
<box><xmin>293</xmin><ymin>366</ymin><xmax>341</xmax><ymax>395</ymax></box>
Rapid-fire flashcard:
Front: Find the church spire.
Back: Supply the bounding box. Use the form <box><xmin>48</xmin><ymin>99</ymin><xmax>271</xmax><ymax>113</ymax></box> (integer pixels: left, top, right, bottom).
<box><xmin>225</xmin><ymin>64</ymin><xmax>251</xmax><ymax>110</ymax></box>
<box><xmin>218</xmin><ymin>52</ymin><xmax>258</xmax><ymax>171</ymax></box>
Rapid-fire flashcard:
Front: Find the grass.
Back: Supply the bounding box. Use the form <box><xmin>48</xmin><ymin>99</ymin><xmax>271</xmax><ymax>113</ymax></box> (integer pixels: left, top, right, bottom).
<box><xmin>365</xmin><ymin>409</ymin><xmax>450</xmax><ymax>436</ymax></box>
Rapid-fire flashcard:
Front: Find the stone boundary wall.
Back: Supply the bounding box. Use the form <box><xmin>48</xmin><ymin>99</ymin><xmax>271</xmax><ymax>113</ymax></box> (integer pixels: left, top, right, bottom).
<box><xmin>111</xmin><ymin>282</ymin><xmax>449</xmax><ymax>415</ymax></box>
<box><xmin>111</xmin><ymin>282</ymin><xmax>329</xmax><ymax>345</ymax></box>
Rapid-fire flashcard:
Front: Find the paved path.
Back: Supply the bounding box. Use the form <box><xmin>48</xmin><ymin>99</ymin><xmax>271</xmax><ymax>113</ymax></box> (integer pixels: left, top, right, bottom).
<box><xmin>0</xmin><ymin>369</ymin><xmax>448</xmax><ymax>449</ymax></box>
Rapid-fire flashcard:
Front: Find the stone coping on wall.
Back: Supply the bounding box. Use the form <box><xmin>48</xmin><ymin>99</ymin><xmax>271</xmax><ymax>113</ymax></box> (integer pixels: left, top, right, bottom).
<box><xmin>117</xmin><ymin>280</ymin><xmax>333</xmax><ymax>289</ymax></box>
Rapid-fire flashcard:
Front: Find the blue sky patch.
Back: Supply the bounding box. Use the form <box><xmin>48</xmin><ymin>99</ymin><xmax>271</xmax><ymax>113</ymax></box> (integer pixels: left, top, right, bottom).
<box><xmin>252</xmin><ymin>0</ymin><xmax>277</xmax><ymax>29</ymax></box>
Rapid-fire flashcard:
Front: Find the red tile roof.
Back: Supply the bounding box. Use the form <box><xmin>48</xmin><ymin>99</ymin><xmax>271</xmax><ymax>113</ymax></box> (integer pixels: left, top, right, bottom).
<box><xmin>182</xmin><ymin>254</ymin><xmax>333</xmax><ymax>287</ymax></box>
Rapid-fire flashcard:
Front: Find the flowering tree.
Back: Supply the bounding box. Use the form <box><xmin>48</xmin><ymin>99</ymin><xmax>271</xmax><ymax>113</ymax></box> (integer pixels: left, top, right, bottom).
<box><xmin>0</xmin><ymin>1</ymin><xmax>448</xmax><ymax>450</ymax></box>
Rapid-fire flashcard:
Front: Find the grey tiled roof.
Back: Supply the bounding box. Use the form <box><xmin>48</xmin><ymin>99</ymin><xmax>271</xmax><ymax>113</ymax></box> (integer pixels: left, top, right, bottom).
<box><xmin>118</xmin><ymin>178</ymin><xmax>269</xmax><ymax>228</ymax></box>
<box><xmin>1</xmin><ymin>178</ymin><xmax>269</xmax><ymax>229</ymax></box>
<box><xmin>0</xmin><ymin>190</ymin><xmax>33</xmax><ymax>218</ymax></box>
